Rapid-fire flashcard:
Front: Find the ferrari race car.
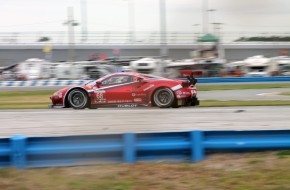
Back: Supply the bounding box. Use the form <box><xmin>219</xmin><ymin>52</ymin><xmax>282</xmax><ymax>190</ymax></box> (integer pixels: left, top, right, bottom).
<box><xmin>50</xmin><ymin>72</ymin><xmax>199</xmax><ymax>109</ymax></box>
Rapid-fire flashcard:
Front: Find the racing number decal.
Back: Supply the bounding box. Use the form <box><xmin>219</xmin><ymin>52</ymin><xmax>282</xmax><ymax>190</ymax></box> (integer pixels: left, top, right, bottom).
<box><xmin>95</xmin><ymin>91</ymin><xmax>106</xmax><ymax>103</ymax></box>
<box><xmin>96</xmin><ymin>92</ymin><xmax>104</xmax><ymax>99</ymax></box>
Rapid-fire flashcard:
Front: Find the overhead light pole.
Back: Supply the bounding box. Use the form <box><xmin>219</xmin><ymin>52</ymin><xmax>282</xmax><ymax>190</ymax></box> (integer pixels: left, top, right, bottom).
<box><xmin>193</xmin><ymin>24</ymin><xmax>200</xmax><ymax>42</ymax></box>
<box><xmin>202</xmin><ymin>0</ymin><xmax>216</xmax><ymax>34</ymax></box>
<box><xmin>159</xmin><ymin>0</ymin><xmax>167</xmax><ymax>57</ymax></box>
<box><xmin>64</xmin><ymin>7</ymin><xmax>78</xmax><ymax>62</ymax></box>
<box><xmin>128</xmin><ymin>0</ymin><xmax>135</xmax><ymax>43</ymax></box>
<box><xmin>202</xmin><ymin>0</ymin><xmax>208</xmax><ymax>34</ymax></box>
<box><xmin>207</xmin><ymin>9</ymin><xmax>216</xmax><ymax>33</ymax></box>
<box><xmin>81</xmin><ymin>0</ymin><xmax>88</xmax><ymax>42</ymax></box>
<box><xmin>211</xmin><ymin>22</ymin><xmax>223</xmax><ymax>38</ymax></box>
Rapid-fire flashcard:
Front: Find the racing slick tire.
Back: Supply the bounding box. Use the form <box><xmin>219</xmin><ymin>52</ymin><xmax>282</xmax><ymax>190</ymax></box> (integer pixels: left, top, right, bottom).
<box><xmin>67</xmin><ymin>89</ymin><xmax>88</xmax><ymax>109</ymax></box>
<box><xmin>153</xmin><ymin>87</ymin><xmax>175</xmax><ymax>108</ymax></box>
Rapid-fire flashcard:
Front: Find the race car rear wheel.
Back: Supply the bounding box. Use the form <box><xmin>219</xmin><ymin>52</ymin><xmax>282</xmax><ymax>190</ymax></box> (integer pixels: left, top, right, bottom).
<box><xmin>68</xmin><ymin>89</ymin><xmax>88</xmax><ymax>109</ymax></box>
<box><xmin>153</xmin><ymin>88</ymin><xmax>175</xmax><ymax>108</ymax></box>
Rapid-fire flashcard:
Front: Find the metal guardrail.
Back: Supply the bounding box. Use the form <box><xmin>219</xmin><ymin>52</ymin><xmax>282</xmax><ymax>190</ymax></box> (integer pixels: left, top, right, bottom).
<box><xmin>0</xmin><ymin>77</ymin><xmax>290</xmax><ymax>87</ymax></box>
<box><xmin>2</xmin><ymin>130</ymin><xmax>290</xmax><ymax>169</ymax></box>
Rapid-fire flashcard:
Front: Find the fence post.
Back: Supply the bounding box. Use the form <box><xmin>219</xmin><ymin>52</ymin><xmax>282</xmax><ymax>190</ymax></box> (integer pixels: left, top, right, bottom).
<box><xmin>123</xmin><ymin>133</ymin><xmax>136</xmax><ymax>163</ymax></box>
<box><xmin>190</xmin><ymin>131</ymin><xmax>204</xmax><ymax>162</ymax></box>
<box><xmin>11</xmin><ymin>135</ymin><xmax>27</xmax><ymax>169</ymax></box>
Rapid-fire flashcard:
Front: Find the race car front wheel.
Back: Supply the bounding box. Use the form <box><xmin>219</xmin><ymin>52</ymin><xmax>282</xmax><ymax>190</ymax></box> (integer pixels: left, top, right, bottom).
<box><xmin>153</xmin><ymin>87</ymin><xmax>175</xmax><ymax>108</ymax></box>
<box><xmin>68</xmin><ymin>89</ymin><xmax>88</xmax><ymax>109</ymax></box>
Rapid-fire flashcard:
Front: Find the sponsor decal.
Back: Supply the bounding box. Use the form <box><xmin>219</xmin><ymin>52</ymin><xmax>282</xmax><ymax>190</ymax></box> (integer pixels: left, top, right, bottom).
<box><xmin>96</xmin><ymin>98</ymin><xmax>106</xmax><ymax>103</ymax></box>
<box><xmin>191</xmin><ymin>89</ymin><xmax>197</xmax><ymax>95</ymax></box>
<box><xmin>176</xmin><ymin>90</ymin><xmax>182</xmax><ymax>95</ymax></box>
<box><xmin>132</xmin><ymin>93</ymin><xmax>136</xmax><ymax>97</ymax></box>
<box><xmin>117</xmin><ymin>104</ymin><xmax>137</xmax><ymax>108</ymax></box>
<box><xmin>171</xmin><ymin>84</ymin><xmax>183</xmax><ymax>91</ymax></box>
<box><xmin>96</xmin><ymin>92</ymin><xmax>104</xmax><ymax>98</ymax></box>
<box><xmin>176</xmin><ymin>93</ymin><xmax>190</xmax><ymax>99</ymax></box>
<box><xmin>182</xmin><ymin>91</ymin><xmax>191</xmax><ymax>95</ymax></box>
<box><xmin>93</xmin><ymin>91</ymin><xmax>106</xmax><ymax>103</ymax></box>
<box><xmin>108</xmin><ymin>100</ymin><xmax>131</xmax><ymax>103</ymax></box>
<box><xmin>144</xmin><ymin>84</ymin><xmax>154</xmax><ymax>91</ymax></box>
<box><xmin>94</xmin><ymin>90</ymin><xmax>106</xmax><ymax>93</ymax></box>
<box><xmin>134</xmin><ymin>98</ymin><xmax>142</xmax><ymax>102</ymax></box>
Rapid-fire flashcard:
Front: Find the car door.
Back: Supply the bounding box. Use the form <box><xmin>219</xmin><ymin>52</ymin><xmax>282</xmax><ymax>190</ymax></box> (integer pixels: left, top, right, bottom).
<box><xmin>99</xmin><ymin>75</ymin><xmax>135</xmax><ymax>105</ymax></box>
<box><xmin>130</xmin><ymin>76</ymin><xmax>154</xmax><ymax>104</ymax></box>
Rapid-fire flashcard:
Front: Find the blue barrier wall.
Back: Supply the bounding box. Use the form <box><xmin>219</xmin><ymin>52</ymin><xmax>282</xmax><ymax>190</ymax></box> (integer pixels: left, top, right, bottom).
<box><xmin>0</xmin><ymin>76</ymin><xmax>290</xmax><ymax>87</ymax></box>
<box><xmin>2</xmin><ymin>130</ymin><xmax>290</xmax><ymax>169</ymax></box>
<box><xmin>0</xmin><ymin>80</ymin><xmax>89</xmax><ymax>87</ymax></box>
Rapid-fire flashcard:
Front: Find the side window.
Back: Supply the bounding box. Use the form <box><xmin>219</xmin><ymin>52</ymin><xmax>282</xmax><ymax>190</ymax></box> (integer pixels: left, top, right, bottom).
<box><xmin>101</xmin><ymin>75</ymin><xmax>133</xmax><ymax>86</ymax></box>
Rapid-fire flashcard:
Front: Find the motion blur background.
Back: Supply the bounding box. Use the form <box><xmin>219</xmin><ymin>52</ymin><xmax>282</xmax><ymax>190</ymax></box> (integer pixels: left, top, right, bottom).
<box><xmin>2</xmin><ymin>2</ymin><xmax>290</xmax><ymax>188</ymax></box>
<box><xmin>1</xmin><ymin>0</ymin><xmax>290</xmax><ymax>81</ymax></box>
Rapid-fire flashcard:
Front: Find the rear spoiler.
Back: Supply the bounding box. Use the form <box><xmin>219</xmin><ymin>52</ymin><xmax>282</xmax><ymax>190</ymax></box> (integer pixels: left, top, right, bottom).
<box><xmin>186</xmin><ymin>72</ymin><xmax>197</xmax><ymax>85</ymax></box>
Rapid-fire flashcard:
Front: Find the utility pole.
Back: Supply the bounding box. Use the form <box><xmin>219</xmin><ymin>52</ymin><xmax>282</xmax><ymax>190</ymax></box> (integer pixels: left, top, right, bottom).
<box><xmin>211</xmin><ymin>22</ymin><xmax>224</xmax><ymax>59</ymax></box>
<box><xmin>207</xmin><ymin>9</ymin><xmax>216</xmax><ymax>33</ymax></box>
<box><xmin>64</xmin><ymin>7</ymin><xmax>78</xmax><ymax>62</ymax></box>
<box><xmin>159</xmin><ymin>0</ymin><xmax>167</xmax><ymax>57</ymax></box>
<box><xmin>81</xmin><ymin>0</ymin><xmax>88</xmax><ymax>42</ymax></box>
<box><xmin>211</xmin><ymin>22</ymin><xmax>223</xmax><ymax>39</ymax></box>
<box><xmin>128</xmin><ymin>0</ymin><xmax>135</xmax><ymax>43</ymax></box>
<box><xmin>202</xmin><ymin>0</ymin><xmax>208</xmax><ymax>34</ymax></box>
<box><xmin>193</xmin><ymin>24</ymin><xmax>200</xmax><ymax>42</ymax></box>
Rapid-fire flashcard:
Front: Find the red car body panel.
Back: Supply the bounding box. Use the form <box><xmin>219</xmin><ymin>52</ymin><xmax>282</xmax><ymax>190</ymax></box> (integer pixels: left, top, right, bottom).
<box><xmin>50</xmin><ymin>72</ymin><xmax>198</xmax><ymax>108</ymax></box>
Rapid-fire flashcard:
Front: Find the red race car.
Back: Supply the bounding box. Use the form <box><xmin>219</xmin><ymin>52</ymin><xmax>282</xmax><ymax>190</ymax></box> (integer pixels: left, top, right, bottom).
<box><xmin>50</xmin><ymin>72</ymin><xmax>199</xmax><ymax>109</ymax></box>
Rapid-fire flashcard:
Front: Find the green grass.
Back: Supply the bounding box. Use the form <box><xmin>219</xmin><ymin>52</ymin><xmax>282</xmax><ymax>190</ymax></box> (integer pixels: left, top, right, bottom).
<box><xmin>0</xmin><ymin>90</ymin><xmax>54</xmax><ymax>109</ymax></box>
<box><xmin>0</xmin><ymin>90</ymin><xmax>55</xmax><ymax>97</ymax></box>
<box><xmin>1</xmin><ymin>152</ymin><xmax>290</xmax><ymax>190</ymax></box>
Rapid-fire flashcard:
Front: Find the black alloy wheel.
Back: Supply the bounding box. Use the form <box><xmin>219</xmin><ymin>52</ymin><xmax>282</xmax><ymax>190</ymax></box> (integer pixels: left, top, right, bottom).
<box><xmin>68</xmin><ymin>89</ymin><xmax>88</xmax><ymax>109</ymax></box>
<box><xmin>153</xmin><ymin>88</ymin><xmax>175</xmax><ymax>108</ymax></box>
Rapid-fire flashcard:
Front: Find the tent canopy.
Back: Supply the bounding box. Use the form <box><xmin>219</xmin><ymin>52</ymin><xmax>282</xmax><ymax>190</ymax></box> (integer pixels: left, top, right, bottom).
<box><xmin>198</xmin><ymin>33</ymin><xmax>219</xmax><ymax>42</ymax></box>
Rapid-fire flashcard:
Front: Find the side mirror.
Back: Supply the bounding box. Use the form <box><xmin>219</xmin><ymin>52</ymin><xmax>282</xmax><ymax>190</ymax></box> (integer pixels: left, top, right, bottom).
<box><xmin>96</xmin><ymin>81</ymin><xmax>101</xmax><ymax>88</ymax></box>
<box><xmin>137</xmin><ymin>77</ymin><xmax>146</xmax><ymax>83</ymax></box>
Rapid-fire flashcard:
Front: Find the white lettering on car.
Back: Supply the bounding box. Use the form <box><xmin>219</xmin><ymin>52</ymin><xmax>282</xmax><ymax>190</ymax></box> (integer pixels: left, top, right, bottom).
<box><xmin>108</xmin><ymin>100</ymin><xmax>131</xmax><ymax>103</ymax></box>
<box><xmin>95</xmin><ymin>91</ymin><xmax>106</xmax><ymax>102</ymax></box>
<box><xmin>143</xmin><ymin>84</ymin><xmax>154</xmax><ymax>91</ymax></box>
<box><xmin>134</xmin><ymin>98</ymin><xmax>142</xmax><ymax>102</ymax></box>
<box><xmin>117</xmin><ymin>104</ymin><xmax>137</xmax><ymax>108</ymax></box>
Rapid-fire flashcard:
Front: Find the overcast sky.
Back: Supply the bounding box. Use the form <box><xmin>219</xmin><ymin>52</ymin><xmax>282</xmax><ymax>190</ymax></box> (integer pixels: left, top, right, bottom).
<box><xmin>1</xmin><ymin>0</ymin><xmax>290</xmax><ymax>34</ymax></box>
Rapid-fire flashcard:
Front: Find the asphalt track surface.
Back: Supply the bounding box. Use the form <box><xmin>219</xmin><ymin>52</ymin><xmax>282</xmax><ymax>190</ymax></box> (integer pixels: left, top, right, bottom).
<box><xmin>1</xmin><ymin>83</ymin><xmax>290</xmax><ymax>137</ymax></box>
<box><xmin>1</xmin><ymin>106</ymin><xmax>290</xmax><ymax>138</ymax></box>
<box><xmin>199</xmin><ymin>88</ymin><xmax>290</xmax><ymax>101</ymax></box>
